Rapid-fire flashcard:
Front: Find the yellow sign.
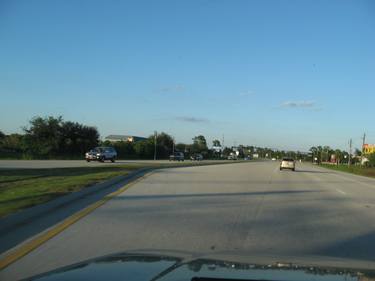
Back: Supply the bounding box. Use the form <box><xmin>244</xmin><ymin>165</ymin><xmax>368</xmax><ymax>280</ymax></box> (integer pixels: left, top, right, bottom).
<box><xmin>363</xmin><ymin>144</ymin><xmax>375</xmax><ymax>154</ymax></box>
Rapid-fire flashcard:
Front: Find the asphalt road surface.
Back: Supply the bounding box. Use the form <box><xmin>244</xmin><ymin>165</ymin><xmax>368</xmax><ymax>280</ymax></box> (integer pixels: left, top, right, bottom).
<box><xmin>2</xmin><ymin>161</ymin><xmax>375</xmax><ymax>280</ymax></box>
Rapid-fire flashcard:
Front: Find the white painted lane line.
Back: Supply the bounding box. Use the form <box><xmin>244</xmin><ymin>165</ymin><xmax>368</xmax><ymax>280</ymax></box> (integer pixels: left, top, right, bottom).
<box><xmin>335</xmin><ymin>188</ymin><xmax>347</xmax><ymax>195</ymax></box>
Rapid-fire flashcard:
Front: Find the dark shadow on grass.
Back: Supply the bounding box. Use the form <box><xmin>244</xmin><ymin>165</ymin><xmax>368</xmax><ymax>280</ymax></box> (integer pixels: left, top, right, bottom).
<box><xmin>0</xmin><ymin>166</ymin><xmax>132</xmax><ymax>182</ymax></box>
<box><xmin>0</xmin><ymin>175</ymin><xmax>49</xmax><ymax>184</ymax></box>
<box><xmin>0</xmin><ymin>193</ymin><xmax>64</xmax><ymax>205</ymax></box>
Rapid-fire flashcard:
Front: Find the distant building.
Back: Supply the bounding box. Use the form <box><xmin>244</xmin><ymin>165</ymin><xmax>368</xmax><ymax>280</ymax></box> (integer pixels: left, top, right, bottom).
<box><xmin>363</xmin><ymin>144</ymin><xmax>375</xmax><ymax>155</ymax></box>
<box><xmin>105</xmin><ymin>135</ymin><xmax>147</xmax><ymax>143</ymax></box>
<box><xmin>212</xmin><ymin>146</ymin><xmax>222</xmax><ymax>153</ymax></box>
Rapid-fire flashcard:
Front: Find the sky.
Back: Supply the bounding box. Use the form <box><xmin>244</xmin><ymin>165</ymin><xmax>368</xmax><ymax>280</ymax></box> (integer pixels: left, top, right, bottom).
<box><xmin>0</xmin><ymin>0</ymin><xmax>374</xmax><ymax>151</ymax></box>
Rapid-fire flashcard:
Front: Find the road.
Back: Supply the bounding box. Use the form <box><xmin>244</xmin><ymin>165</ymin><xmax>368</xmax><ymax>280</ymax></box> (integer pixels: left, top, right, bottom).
<box><xmin>2</xmin><ymin>161</ymin><xmax>375</xmax><ymax>280</ymax></box>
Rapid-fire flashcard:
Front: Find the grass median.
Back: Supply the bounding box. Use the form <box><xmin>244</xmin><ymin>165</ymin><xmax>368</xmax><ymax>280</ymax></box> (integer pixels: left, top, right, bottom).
<box><xmin>0</xmin><ymin>165</ymin><xmax>141</xmax><ymax>218</ymax></box>
<box><xmin>0</xmin><ymin>160</ymin><xmax>237</xmax><ymax>218</ymax></box>
<box><xmin>320</xmin><ymin>164</ymin><xmax>375</xmax><ymax>178</ymax></box>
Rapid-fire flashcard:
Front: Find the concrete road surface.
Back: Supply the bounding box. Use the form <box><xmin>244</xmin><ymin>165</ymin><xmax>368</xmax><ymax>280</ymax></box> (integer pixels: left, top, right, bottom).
<box><xmin>2</xmin><ymin>161</ymin><xmax>375</xmax><ymax>280</ymax></box>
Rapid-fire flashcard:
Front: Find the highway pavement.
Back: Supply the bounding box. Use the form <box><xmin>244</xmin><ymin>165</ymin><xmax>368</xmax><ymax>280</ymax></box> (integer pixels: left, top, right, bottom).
<box><xmin>2</xmin><ymin>161</ymin><xmax>375</xmax><ymax>280</ymax></box>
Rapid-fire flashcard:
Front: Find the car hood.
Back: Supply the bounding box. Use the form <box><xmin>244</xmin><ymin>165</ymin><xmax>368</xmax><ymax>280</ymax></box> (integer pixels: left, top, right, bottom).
<box><xmin>28</xmin><ymin>250</ymin><xmax>375</xmax><ymax>281</ymax></box>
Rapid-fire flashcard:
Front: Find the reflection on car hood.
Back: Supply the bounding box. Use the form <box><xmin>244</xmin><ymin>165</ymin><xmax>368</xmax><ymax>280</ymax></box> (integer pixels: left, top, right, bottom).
<box><xmin>28</xmin><ymin>251</ymin><xmax>375</xmax><ymax>281</ymax></box>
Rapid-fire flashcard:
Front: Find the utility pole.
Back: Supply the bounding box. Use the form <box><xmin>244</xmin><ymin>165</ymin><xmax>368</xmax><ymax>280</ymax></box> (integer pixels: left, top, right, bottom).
<box><xmin>154</xmin><ymin>131</ymin><xmax>157</xmax><ymax>160</ymax></box>
<box><xmin>348</xmin><ymin>138</ymin><xmax>352</xmax><ymax>166</ymax></box>
<box><xmin>320</xmin><ymin>149</ymin><xmax>322</xmax><ymax>165</ymax></box>
<box><xmin>361</xmin><ymin>132</ymin><xmax>366</xmax><ymax>165</ymax></box>
<box><xmin>221</xmin><ymin>134</ymin><xmax>225</xmax><ymax>157</ymax></box>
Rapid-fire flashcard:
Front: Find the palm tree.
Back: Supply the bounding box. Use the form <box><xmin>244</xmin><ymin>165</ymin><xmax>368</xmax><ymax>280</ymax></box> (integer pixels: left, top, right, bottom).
<box><xmin>309</xmin><ymin>146</ymin><xmax>318</xmax><ymax>163</ymax></box>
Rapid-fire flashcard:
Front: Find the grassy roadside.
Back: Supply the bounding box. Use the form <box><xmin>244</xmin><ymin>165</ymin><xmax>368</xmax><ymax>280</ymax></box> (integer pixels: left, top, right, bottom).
<box><xmin>0</xmin><ymin>165</ymin><xmax>140</xmax><ymax>218</ymax></box>
<box><xmin>0</xmin><ymin>160</ymin><xmax>237</xmax><ymax>218</ymax></box>
<box><xmin>320</xmin><ymin>164</ymin><xmax>375</xmax><ymax>178</ymax></box>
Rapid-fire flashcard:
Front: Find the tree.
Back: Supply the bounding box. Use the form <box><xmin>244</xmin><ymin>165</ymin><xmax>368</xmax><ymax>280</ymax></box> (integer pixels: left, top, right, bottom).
<box><xmin>334</xmin><ymin>149</ymin><xmax>343</xmax><ymax>164</ymax></box>
<box><xmin>23</xmin><ymin>116</ymin><xmax>63</xmax><ymax>157</ymax></box>
<box><xmin>0</xmin><ymin>130</ymin><xmax>5</xmax><ymax>141</ymax></box>
<box><xmin>309</xmin><ymin>146</ymin><xmax>321</xmax><ymax>163</ymax></box>
<box><xmin>1</xmin><ymin>134</ymin><xmax>24</xmax><ymax>152</ymax></box>
<box><xmin>59</xmin><ymin>121</ymin><xmax>99</xmax><ymax>155</ymax></box>
<box><xmin>212</xmin><ymin>139</ymin><xmax>221</xmax><ymax>147</ymax></box>
<box><xmin>109</xmin><ymin>141</ymin><xmax>136</xmax><ymax>159</ymax></box>
<box><xmin>22</xmin><ymin>116</ymin><xmax>99</xmax><ymax>158</ymax></box>
<box><xmin>155</xmin><ymin>132</ymin><xmax>174</xmax><ymax>159</ymax></box>
<box><xmin>176</xmin><ymin>143</ymin><xmax>187</xmax><ymax>152</ymax></box>
<box><xmin>134</xmin><ymin>140</ymin><xmax>154</xmax><ymax>159</ymax></box>
<box><xmin>368</xmin><ymin>153</ymin><xmax>375</xmax><ymax>167</ymax></box>
<box><xmin>192</xmin><ymin>135</ymin><xmax>208</xmax><ymax>153</ymax></box>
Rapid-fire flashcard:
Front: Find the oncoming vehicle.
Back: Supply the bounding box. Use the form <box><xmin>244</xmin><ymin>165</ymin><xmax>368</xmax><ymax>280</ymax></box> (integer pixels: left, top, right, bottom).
<box><xmin>280</xmin><ymin>157</ymin><xmax>296</xmax><ymax>171</ymax></box>
<box><xmin>169</xmin><ymin>152</ymin><xmax>184</xmax><ymax>161</ymax></box>
<box><xmin>227</xmin><ymin>154</ymin><xmax>237</xmax><ymax>160</ymax></box>
<box><xmin>190</xmin><ymin>153</ymin><xmax>203</xmax><ymax>161</ymax></box>
<box><xmin>85</xmin><ymin>147</ymin><xmax>117</xmax><ymax>163</ymax></box>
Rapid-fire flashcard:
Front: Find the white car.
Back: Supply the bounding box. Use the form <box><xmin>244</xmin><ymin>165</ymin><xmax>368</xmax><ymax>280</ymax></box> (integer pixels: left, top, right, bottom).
<box><xmin>169</xmin><ymin>152</ymin><xmax>184</xmax><ymax>161</ymax></box>
<box><xmin>85</xmin><ymin>147</ymin><xmax>117</xmax><ymax>162</ymax></box>
<box><xmin>280</xmin><ymin>157</ymin><xmax>295</xmax><ymax>171</ymax></box>
<box><xmin>190</xmin><ymin>153</ymin><xmax>203</xmax><ymax>161</ymax></box>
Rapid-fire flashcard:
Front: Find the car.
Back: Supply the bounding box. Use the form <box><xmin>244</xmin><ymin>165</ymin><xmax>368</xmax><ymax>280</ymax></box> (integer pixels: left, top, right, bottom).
<box><xmin>271</xmin><ymin>158</ymin><xmax>276</xmax><ymax>161</ymax></box>
<box><xmin>169</xmin><ymin>152</ymin><xmax>184</xmax><ymax>161</ymax></box>
<box><xmin>190</xmin><ymin>153</ymin><xmax>203</xmax><ymax>161</ymax></box>
<box><xmin>85</xmin><ymin>147</ymin><xmax>117</xmax><ymax>162</ymax></box>
<box><xmin>227</xmin><ymin>155</ymin><xmax>237</xmax><ymax>160</ymax></box>
<box><xmin>280</xmin><ymin>157</ymin><xmax>295</xmax><ymax>171</ymax></box>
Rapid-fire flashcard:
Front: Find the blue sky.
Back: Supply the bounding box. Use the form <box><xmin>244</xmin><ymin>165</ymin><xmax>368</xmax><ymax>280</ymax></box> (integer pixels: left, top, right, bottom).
<box><xmin>1</xmin><ymin>0</ymin><xmax>374</xmax><ymax>151</ymax></box>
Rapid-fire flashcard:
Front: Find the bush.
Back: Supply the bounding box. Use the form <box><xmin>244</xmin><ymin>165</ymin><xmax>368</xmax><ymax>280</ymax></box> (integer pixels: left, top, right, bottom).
<box><xmin>368</xmin><ymin>153</ymin><xmax>375</xmax><ymax>167</ymax></box>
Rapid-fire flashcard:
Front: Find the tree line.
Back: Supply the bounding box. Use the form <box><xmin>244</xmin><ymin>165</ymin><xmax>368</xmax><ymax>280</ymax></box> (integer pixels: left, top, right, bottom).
<box><xmin>0</xmin><ymin>116</ymin><xmax>214</xmax><ymax>159</ymax></box>
<box><xmin>309</xmin><ymin>145</ymin><xmax>375</xmax><ymax>167</ymax></box>
<box><xmin>0</xmin><ymin>116</ymin><xmax>99</xmax><ymax>159</ymax></box>
<box><xmin>1</xmin><ymin>116</ymin><xmax>374</xmax><ymax>166</ymax></box>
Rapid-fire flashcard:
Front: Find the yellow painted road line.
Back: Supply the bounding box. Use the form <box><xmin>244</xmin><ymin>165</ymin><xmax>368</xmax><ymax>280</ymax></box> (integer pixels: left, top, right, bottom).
<box><xmin>0</xmin><ymin>171</ymin><xmax>153</xmax><ymax>270</ymax></box>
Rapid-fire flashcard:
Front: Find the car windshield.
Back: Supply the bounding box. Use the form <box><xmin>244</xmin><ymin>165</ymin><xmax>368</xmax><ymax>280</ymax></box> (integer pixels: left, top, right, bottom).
<box><xmin>1</xmin><ymin>1</ymin><xmax>375</xmax><ymax>280</ymax></box>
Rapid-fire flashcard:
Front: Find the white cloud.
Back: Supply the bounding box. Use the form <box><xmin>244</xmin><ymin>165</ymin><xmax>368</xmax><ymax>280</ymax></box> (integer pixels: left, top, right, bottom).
<box><xmin>280</xmin><ymin>100</ymin><xmax>316</xmax><ymax>108</ymax></box>
<box><xmin>158</xmin><ymin>84</ymin><xmax>185</xmax><ymax>93</ymax></box>
<box><xmin>175</xmin><ymin>116</ymin><xmax>209</xmax><ymax>123</ymax></box>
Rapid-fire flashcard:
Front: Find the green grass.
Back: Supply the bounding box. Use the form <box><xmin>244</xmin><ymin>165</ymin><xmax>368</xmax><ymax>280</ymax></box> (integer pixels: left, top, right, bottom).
<box><xmin>0</xmin><ymin>160</ymin><xmax>236</xmax><ymax>218</ymax></box>
<box><xmin>0</xmin><ymin>165</ymin><xmax>144</xmax><ymax>218</ymax></box>
<box><xmin>320</xmin><ymin>164</ymin><xmax>375</xmax><ymax>178</ymax></box>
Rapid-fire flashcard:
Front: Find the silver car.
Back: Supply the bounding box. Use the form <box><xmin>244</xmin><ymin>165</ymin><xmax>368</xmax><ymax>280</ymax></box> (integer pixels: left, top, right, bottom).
<box><xmin>169</xmin><ymin>152</ymin><xmax>184</xmax><ymax>161</ymax></box>
<box><xmin>280</xmin><ymin>157</ymin><xmax>296</xmax><ymax>171</ymax></box>
<box><xmin>85</xmin><ymin>147</ymin><xmax>117</xmax><ymax>162</ymax></box>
